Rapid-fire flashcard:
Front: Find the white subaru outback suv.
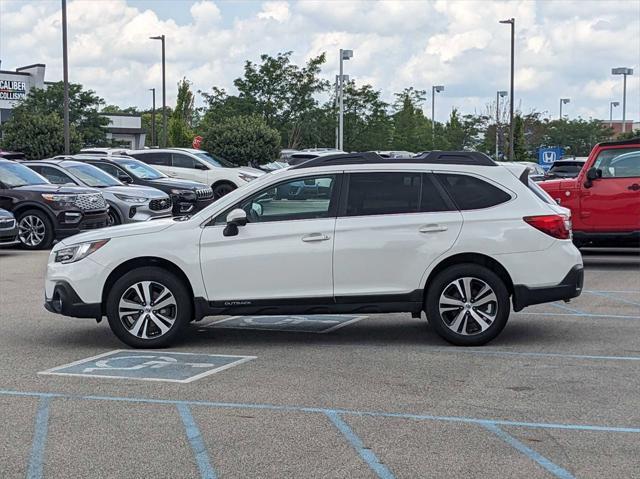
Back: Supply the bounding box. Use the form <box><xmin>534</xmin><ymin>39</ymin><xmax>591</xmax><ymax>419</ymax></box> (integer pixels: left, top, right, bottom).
<box><xmin>44</xmin><ymin>151</ymin><xmax>583</xmax><ymax>348</ymax></box>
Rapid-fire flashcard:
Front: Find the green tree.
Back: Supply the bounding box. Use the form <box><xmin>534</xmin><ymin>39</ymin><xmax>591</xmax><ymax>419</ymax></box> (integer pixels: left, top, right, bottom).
<box><xmin>391</xmin><ymin>87</ymin><xmax>429</xmax><ymax>151</ymax></box>
<box><xmin>201</xmin><ymin>115</ymin><xmax>280</xmax><ymax>166</ymax></box>
<box><xmin>11</xmin><ymin>82</ymin><xmax>108</xmax><ymax>145</ymax></box>
<box><xmin>342</xmin><ymin>82</ymin><xmax>393</xmax><ymax>151</ymax></box>
<box><xmin>101</xmin><ymin>105</ymin><xmax>139</xmax><ymax>114</ymax></box>
<box><xmin>513</xmin><ymin>114</ymin><xmax>528</xmax><ymax>160</ymax></box>
<box><xmin>617</xmin><ymin>129</ymin><xmax>640</xmax><ymax>140</ymax></box>
<box><xmin>543</xmin><ymin>119</ymin><xmax>613</xmax><ymax>156</ymax></box>
<box><xmin>1</xmin><ymin>111</ymin><xmax>82</xmax><ymax>159</ymax></box>
<box><xmin>168</xmin><ymin>78</ymin><xmax>195</xmax><ymax>147</ymax></box>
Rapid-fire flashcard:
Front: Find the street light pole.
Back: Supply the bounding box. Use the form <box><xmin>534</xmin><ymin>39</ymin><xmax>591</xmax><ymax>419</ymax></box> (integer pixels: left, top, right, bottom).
<box><xmin>500</xmin><ymin>18</ymin><xmax>515</xmax><ymax>160</ymax></box>
<box><xmin>431</xmin><ymin>85</ymin><xmax>444</xmax><ymax>145</ymax></box>
<box><xmin>496</xmin><ymin>90</ymin><xmax>507</xmax><ymax>160</ymax></box>
<box><xmin>609</xmin><ymin>101</ymin><xmax>619</xmax><ymax>128</ymax></box>
<box><xmin>149</xmin><ymin>88</ymin><xmax>156</xmax><ymax>147</ymax></box>
<box><xmin>338</xmin><ymin>49</ymin><xmax>353</xmax><ymax>151</ymax></box>
<box><xmin>559</xmin><ymin>98</ymin><xmax>570</xmax><ymax>120</ymax></box>
<box><xmin>612</xmin><ymin>67</ymin><xmax>634</xmax><ymax>133</ymax></box>
<box><xmin>150</xmin><ymin>35</ymin><xmax>166</xmax><ymax>147</ymax></box>
<box><xmin>61</xmin><ymin>0</ymin><xmax>70</xmax><ymax>154</ymax></box>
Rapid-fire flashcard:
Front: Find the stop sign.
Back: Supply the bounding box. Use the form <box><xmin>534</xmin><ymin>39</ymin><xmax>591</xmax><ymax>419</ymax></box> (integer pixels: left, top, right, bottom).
<box><xmin>192</xmin><ymin>135</ymin><xmax>203</xmax><ymax>149</ymax></box>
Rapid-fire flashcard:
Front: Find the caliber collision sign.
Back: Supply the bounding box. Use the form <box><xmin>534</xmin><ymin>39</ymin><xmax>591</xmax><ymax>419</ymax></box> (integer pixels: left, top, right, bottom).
<box><xmin>0</xmin><ymin>80</ymin><xmax>27</xmax><ymax>101</ymax></box>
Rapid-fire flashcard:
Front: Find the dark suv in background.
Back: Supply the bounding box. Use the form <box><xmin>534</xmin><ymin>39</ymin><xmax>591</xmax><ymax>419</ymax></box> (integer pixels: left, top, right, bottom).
<box><xmin>68</xmin><ymin>155</ymin><xmax>215</xmax><ymax>215</ymax></box>
<box><xmin>0</xmin><ymin>160</ymin><xmax>109</xmax><ymax>249</ymax></box>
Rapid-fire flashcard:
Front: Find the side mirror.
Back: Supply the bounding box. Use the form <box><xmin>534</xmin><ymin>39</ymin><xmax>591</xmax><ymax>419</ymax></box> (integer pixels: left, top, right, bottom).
<box><xmin>223</xmin><ymin>208</ymin><xmax>247</xmax><ymax>237</ymax></box>
<box><xmin>119</xmin><ymin>174</ymin><xmax>133</xmax><ymax>184</ymax></box>
<box><xmin>584</xmin><ymin>167</ymin><xmax>601</xmax><ymax>188</ymax></box>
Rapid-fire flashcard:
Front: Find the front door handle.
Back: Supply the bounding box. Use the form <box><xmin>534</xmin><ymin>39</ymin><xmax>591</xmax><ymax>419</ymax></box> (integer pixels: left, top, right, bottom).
<box><xmin>419</xmin><ymin>224</ymin><xmax>448</xmax><ymax>233</ymax></box>
<box><xmin>302</xmin><ymin>233</ymin><xmax>330</xmax><ymax>242</ymax></box>
<box><xmin>628</xmin><ymin>183</ymin><xmax>640</xmax><ymax>191</ymax></box>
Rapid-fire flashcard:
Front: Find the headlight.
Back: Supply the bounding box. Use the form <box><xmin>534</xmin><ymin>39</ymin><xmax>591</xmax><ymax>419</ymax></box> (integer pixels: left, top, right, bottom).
<box><xmin>114</xmin><ymin>193</ymin><xmax>148</xmax><ymax>204</ymax></box>
<box><xmin>41</xmin><ymin>193</ymin><xmax>77</xmax><ymax>206</ymax></box>
<box><xmin>239</xmin><ymin>173</ymin><xmax>258</xmax><ymax>182</ymax></box>
<box><xmin>54</xmin><ymin>239</ymin><xmax>110</xmax><ymax>264</ymax></box>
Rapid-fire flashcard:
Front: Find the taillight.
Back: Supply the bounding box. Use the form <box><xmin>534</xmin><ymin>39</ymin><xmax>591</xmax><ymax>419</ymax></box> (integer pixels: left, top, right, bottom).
<box><xmin>523</xmin><ymin>214</ymin><xmax>571</xmax><ymax>239</ymax></box>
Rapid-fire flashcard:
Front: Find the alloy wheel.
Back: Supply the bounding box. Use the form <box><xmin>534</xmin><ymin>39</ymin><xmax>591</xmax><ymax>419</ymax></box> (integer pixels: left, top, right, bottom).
<box><xmin>18</xmin><ymin>215</ymin><xmax>46</xmax><ymax>247</ymax></box>
<box><xmin>118</xmin><ymin>281</ymin><xmax>177</xmax><ymax>339</ymax></box>
<box><xmin>438</xmin><ymin>277</ymin><xmax>498</xmax><ymax>336</ymax></box>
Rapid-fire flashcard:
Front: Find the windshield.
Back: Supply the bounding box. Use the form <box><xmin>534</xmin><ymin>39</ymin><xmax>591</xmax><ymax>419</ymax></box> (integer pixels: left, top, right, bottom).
<box><xmin>116</xmin><ymin>158</ymin><xmax>166</xmax><ymax>180</ymax></box>
<box><xmin>194</xmin><ymin>152</ymin><xmax>238</xmax><ymax>168</ymax></box>
<box><xmin>67</xmin><ymin>164</ymin><xmax>122</xmax><ymax>187</ymax></box>
<box><xmin>0</xmin><ymin>162</ymin><xmax>49</xmax><ymax>187</ymax></box>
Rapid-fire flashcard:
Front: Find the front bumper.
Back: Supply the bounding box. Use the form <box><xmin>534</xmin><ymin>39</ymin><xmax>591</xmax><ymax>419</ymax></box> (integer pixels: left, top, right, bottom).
<box><xmin>512</xmin><ymin>265</ymin><xmax>584</xmax><ymax>312</ymax></box>
<box><xmin>45</xmin><ymin>280</ymin><xmax>102</xmax><ymax>319</ymax></box>
<box><xmin>55</xmin><ymin>210</ymin><xmax>109</xmax><ymax>239</ymax></box>
<box><xmin>0</xmin><ymin>225</ymin><xmax>19</xmax><ymax>246</ymax></box>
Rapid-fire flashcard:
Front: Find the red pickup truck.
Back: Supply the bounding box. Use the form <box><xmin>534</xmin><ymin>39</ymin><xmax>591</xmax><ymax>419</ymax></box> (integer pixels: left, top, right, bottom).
<box><xmin>538</xmin><ymin>138</ymin><xmax>640</xmax><ymax>246</ymax></box>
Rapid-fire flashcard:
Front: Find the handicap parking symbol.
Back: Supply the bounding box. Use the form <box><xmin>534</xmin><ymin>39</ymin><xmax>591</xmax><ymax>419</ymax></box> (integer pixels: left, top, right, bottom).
<box><xmin>208</xmin><ymin>315</ymin><xmax>367</xmax><ymax>333</ymax></box>
<box><xmin>39</xmin><ymin>350</ymin><xmax>256</xmax><ymax>383</ymax></box>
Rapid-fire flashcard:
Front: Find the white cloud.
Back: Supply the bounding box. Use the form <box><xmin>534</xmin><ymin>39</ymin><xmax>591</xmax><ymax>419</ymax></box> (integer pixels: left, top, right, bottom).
<box><xmin>0</xmin><ymin>0</ymin><xmax>637</xmax><ymax>122</ymax></box>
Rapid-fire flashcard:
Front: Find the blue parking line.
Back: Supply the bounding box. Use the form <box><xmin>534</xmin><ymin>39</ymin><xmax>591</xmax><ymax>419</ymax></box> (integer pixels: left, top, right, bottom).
<box><xmin>177</xmin><ymin>404</ymin><xmax>218</xmax><ymax>479</ymax></box>
<box><xmin>550</xmin><ymin>302</ymin><xmax>586</xmax><ymax>314</ymax></box>
<box><xmin>583</xmin><ymin>290</ymin><xmax>640</xmax><ymax>307</ymax></box>
<box><xmin>2</xmin><ymin>389</ymin><xmax>640</xmax><ymax>434</ymax></box>
<box><xmin>481</xmin><ymin>422</ymin><xmax>575</xmax><ymax>479</ymax></box>
<box><xmin>429</xmin><ymin>349</ymin><xmax>640</xmax><ymax>362</ymax></box>
<box><xmin>27</xmin><ymin>395</ymin><xmax>52</xmax><ymax>479</ymax></box>
<box><xmin>325</xmin><ymin>411</ymin><xmax>395</xmax><ymax>479</ymax></box>
<box><xmin>514</xmin><ymin>311</ymin><xmax>640</xmax><ymax>320</ymax></box>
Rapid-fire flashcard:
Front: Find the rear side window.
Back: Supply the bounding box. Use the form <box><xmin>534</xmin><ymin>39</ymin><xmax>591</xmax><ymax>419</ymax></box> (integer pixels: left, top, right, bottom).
<box><xmin>132</xmin><ymin>152</ymin><xmax>170</xmax><ymax>166</ymax></box>
<box><xmin>436</xmin><ymin>174</ymin><xmax>511</xmax><ymax>210</ymax></box>
<box><xmin>346</xmin><ymin>172</ymin><xmax>421</xmax><ymax>216</ymax></box>
<box><xmin>171</xmin><ymin>154</ymin><xmax>197</xmax><ymax>169</ymax></box>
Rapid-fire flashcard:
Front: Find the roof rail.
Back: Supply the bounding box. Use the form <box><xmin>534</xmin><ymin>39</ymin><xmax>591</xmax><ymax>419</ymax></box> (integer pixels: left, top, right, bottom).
<box><xmin>290</xmin><ymin>150</ymin><xmax>497</xmax><ymax>169</ymax></box>
<box><xmin>595</xmin><ymin>137</ymin><xmax>639</xmax><ymax>147</ymax></box>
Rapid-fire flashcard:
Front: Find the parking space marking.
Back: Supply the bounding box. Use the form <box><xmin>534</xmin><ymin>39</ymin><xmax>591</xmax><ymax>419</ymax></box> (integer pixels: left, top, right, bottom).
<box><xmin>27</xmin><ymin>395</ymin><xmax>51</xmax><ymax>479</ymax></box>
<box><xmin>481</xmin><ymin>422</ymin><xmax>575</xmax><ymax>479</ymax></box>
<box><xmin>550</xmin><ymin>302</ymin><xmax>586</xmax><ymax>314</ymax></box>
<box><xmin>426</xmin><ymin>349</ymin><xmax>640</xmax><ymax>362</ymax></box>
<box><xmin>207</xmin><ymin>314</ymin><xmax>368</xmax><ymax>333</ymax></box>
<box><xmin>38</xmin><ymin>350</ymin><xmax>256</xmax><ymax>383</ymax></box>
<box><xmin>177</xmin><ymin>404</ymin><xmax>218</xmax><ymax>479</ymax></box>
<box><xmin>583</xmin><ymin>290</ymin><xmax>640</xmax><ymax>307</ymax></box>
<box><xmin>3</xmin><ymin>389</ymin><xmax>640</xmax><ymax>434</ymax></box>
<box><xmin>325</xmin><ymin>411</ymin><xmax>395</xmax><ymax>479</ymax></box>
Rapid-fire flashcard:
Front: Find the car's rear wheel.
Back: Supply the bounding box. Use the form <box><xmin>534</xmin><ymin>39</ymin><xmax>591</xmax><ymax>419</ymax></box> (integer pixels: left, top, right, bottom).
<box><xmin>106</xmin><ymin>267</ymin><xmax>192</xmax><ymax>348</ymax></box>
<box><xmin>17</xmin><ymin>209</ymin><xmax>54</xmax><ymax>250</ymax></box>
<box><xmin>426</xmin><ymin>264</ymin><xmax>510</xmax><ymax>346</ymax></box>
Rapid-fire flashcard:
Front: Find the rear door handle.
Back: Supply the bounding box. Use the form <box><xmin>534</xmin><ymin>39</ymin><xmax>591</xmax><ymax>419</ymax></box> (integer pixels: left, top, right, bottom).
<box><xmin>419</xmin><ymin>224</ymin><xmax>448</xmax><ymax>233</ymax></box>
<box><xmin>628</xmin><ymin>183</ymin><xmax>640</xmax><ymax>191</ymax></box>
<box><xmin>302</xmin><ymin>233</ymin><xmax>330</xmax><ymax>242</ymax></box>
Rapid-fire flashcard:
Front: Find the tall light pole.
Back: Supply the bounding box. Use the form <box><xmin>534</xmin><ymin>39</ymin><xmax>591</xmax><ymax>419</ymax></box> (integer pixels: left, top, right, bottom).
<box><xmin>496</xmin><ymin>90</ymin><xmax>507</xmax><ymax>160</ymax></box>
<box><xmin>431</xmin><ymin>85</ymin><xmax>444</xmax><ymax>145</ymax></box>
<box><xmin>559</xmin><ymin>98</ymin><xmax>570</xmax><ymax>120</ymax></box>
<box><xmin>499</xmin><ymin>18</ymin><xmax>515</xmax><ymax>160</ymax></box>
<box><xmin>609</xmin><ymin>101</ymin><xmax>619</xmax><ymax>128</ymax></box>
<box><xmin>149</xmin><ymin>88</ymin><xmax>156</xmax><ymax>147</ymax></box>
<box><xmin>335</xmin><ymin>74</ymin><xmax>349</xmax><ymax>149</ymax></box>
<box><xmin>150</xmin><ymin>35</ymin><xmax>166</xmax><ymax>147</ymax></box>
<box><xmin>338</xmin><ymin>49</ymin><xmax>353</xmax><ymax>151</ymax></box>
<box><xmin>61</xmin><ymin>0</ymin><xmax>70</xmax><ymax>154</ymax></box>
<box><xmin>612</xmin><ymin>67</ymin><xmax>634</xmax><ymax>133</ymax></box>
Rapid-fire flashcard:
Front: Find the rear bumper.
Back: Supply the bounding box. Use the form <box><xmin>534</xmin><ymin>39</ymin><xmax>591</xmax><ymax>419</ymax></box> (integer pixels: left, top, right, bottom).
<box><xmin>512</xmin><ymin>265</ymin><xmax>584</xmax><ymax>312</ymax></box>
<box><xmin>573</xmin><ymin>231</ymin><xmax>640</xmax><ymax>246</ymax></box>
<box><xmin>45</xmin><ymin>281</ymin><xmax>102</xmax><ymax>319</ymax></box>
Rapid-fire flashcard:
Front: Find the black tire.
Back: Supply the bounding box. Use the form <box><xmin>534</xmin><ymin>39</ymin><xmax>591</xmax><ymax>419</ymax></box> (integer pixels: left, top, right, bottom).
<box><xmin>17</xmin><ymin>209</ymin><xmax>54</xmax><ymax>250</ymax></box>
<box><xmin>213</xmin><ymin>182</ymin><xmax>236</xmax><ymax>199</ymax></box>
<box><xmin>106</xmin><ymin>266</ymin><xmax>192</xmax><ymax>348</ymax></box>
<box><xmin>425</xmin><ymin>264</ymin><xmax>510</xmax><ymax>346</ymax></box>
<box><xmin>107</xmin><ymin>207</ymin><xmax>121</xmax><ymax>226</ymax></box>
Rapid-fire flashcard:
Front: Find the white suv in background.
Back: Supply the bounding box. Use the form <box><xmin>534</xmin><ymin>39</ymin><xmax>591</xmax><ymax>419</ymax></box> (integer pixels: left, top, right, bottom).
<box><xmin>83</xmin><ymin>148</ymin><xmax>264</xmax><ymax>199</ymax></box>
<box><xmin>45</xmin><ymin>151</ymin><xmax>583</xmax><ymax>349</ymax></box>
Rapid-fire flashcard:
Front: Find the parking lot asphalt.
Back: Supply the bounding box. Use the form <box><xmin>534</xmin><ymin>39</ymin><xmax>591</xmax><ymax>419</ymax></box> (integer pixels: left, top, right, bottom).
<box><xmin>0</xmin><ymin>248</ymin><xmax>639</xmax><ymax>478</ymax></box>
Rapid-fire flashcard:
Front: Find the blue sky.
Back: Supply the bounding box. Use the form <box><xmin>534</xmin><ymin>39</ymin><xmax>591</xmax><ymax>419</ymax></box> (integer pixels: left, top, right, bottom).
<box><xmin>1</xmin><ymin>0</ymin><xmax>638</xmax><ymax>122</ymax></box>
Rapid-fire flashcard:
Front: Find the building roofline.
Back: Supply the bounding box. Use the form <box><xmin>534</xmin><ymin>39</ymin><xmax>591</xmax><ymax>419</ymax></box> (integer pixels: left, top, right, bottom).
<box><xmin>16</xmin><ymin>63</ymin><xmax>46</xmax><ymax>71</ymax></box>
<box><xmin>99</xmin><ymin>112</ymin><xmax>141</xmax><ymax>117</ymax></box>
<box><xmin>0</xmin><ymin>70</ymin><xmax>30</xmax><ymax>76</ymax></box>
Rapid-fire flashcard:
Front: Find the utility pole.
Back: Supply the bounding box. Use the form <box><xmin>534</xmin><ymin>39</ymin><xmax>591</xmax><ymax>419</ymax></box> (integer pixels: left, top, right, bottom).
<box><xmin>149</xmin><ymin>88</ymin><xmax>156</xmax><ymax>147</ymax></box>
<box><xmin>150</xmin><ymin>35</ymin><xmax>166</xmax><ymax>147</ymax></box>
<box><xmin>612</xmin><ymin>68</ymin><xmax>633</xmax><ymax>133</ymax></box>
<box><xmin>431</xmin><ymin>85</ymin><xmax>444</xmax><ymax>145</ymax></box>
<box><xmin>338</xmin><ymin>49</ymin><xmax>353</xmax><ymax>151</ymax></box>
<box><xmin>500</xmin><ymin>18</ymin><xmax>515</xmax><ymax>160</ymax></box>
<box><xmin>61</xmin><ymin>0</ymin><xmax>70</xmax><ymax>154</ymax></box>
<box><xmin>496</xmin><ymin>91</ymin><xmax>507</xmax><ymax>160</ymax></box>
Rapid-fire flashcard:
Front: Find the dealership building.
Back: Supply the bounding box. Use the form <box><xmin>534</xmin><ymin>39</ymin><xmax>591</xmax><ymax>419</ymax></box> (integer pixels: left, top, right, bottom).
<box><xmin>0</xmin><ymin>63</ymin><xmax>145</xmax><ymax>148</ymax></box>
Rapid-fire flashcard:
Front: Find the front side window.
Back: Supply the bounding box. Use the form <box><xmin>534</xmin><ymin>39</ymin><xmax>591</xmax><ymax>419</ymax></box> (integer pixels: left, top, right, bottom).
<box><xmin>345</xmin><ymin>172</ymin><xmax>422</xmax><ymax>216</ymax></box>
<box><xmin>593</xmin><ymin>148</ymin><xmax>640</xmax><ymax>178</ymax></box>
<box><xmin>91</xmin><ymin>162</ymin><xmax>120</xmax><ymax>178</ymax></box>
<box><xmin>34</xmin><ymin>166</ymin><xmax>76</xmax><ymax>185</ymax></box>
<box><xmin>217</xmin><ymin>175</ymin><xmax>337</xmax><ymax>224</ymax></box>
<box><xmin>436</xmin><ymin>174</ymin><xmax>512</xmax><ymax>210</ymax></box>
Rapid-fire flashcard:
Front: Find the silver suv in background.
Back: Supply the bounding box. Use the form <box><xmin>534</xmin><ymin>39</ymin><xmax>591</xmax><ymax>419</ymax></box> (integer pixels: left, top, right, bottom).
<box><xmin>25</xmin><ymin>160</ymin><xmax>173</xmax><ymax>226</ymax></box>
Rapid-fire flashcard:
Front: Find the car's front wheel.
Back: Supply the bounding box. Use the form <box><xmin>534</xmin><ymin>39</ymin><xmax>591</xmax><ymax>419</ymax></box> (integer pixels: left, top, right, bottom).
<box><xmin>212</xmin><ymin>182</ymin><xmax>236</xmax><ymax>199</ymax></box>
<box><xmin>106</xmin><ymin>267</ymin><xmax>192</xmax><ymax>348</ymax></box>
<box><xmin>425</xmin><ymin>264</ymin><xmax>510</xmax><ymax>346</ymax></box>
<box><xmin>17</xmin><ymin>209</ymin><xmax>54</xmax><ymax>250</ymax></box>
